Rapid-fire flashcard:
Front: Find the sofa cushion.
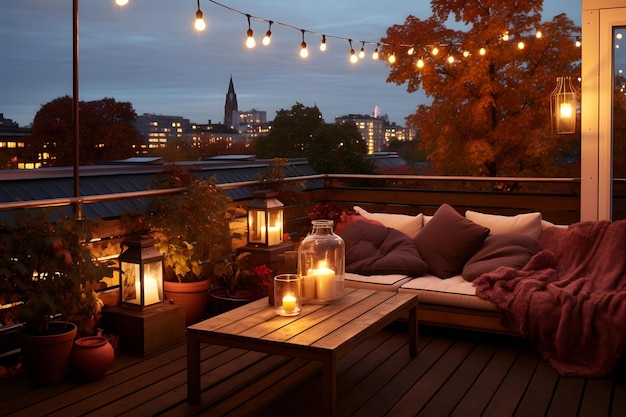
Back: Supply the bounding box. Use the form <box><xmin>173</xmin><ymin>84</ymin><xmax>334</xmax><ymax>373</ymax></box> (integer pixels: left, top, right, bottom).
<box><xmin>399</xmin><ymin>274</ymin><xmax>499</xmax><ymax>311</ymax></box>
<box><xmin>345</xmin><ymin>272</ymin><xmax>413</xmax><ymax>291</ymax></box>
<box><xmin>414</xmin><ymin>203</ymin><xmax>490</xmax><ymax>278</ymax></box>
<box><xmin>353</xmin><ymin>206</ymin><xmax>424</xmax><ymax>239</ymax></box>
<box><xmin>462</xmin><ymin>232</ymin><xmax>541</xmax><ymax>281</ymax></box>
<box><xmin>334</xmin><ymin>212</ymin><xmax>383</xmax><ymax>235</ymax></box>
<box><xmin>341</xmin><ymin>221</ymin><xmax>429</xmax><ymax>276</ymax></box>
<box><xmin>465</xmin><ymin>210</ymin><xmax>542</xmax><ymax>241</ymax></box>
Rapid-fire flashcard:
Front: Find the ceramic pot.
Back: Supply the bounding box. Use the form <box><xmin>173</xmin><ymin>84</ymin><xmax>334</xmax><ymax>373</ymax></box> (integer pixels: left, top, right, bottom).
<box><xmin>18</xmin><ymin>321</ymin><xmax>77</xmax><ymax>385</ymax></box>
<box><xmin>70</xmin><ymin>336</ymin><xmax>115</xmax><ymax>380</ymax></box>
<box><xmin>164</xmin><ymin>279</ymin><xmax>211</xmax><ymax>325</ymax></box>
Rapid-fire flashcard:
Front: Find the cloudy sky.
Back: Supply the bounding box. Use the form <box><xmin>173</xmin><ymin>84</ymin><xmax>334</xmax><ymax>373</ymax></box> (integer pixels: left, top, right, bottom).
<box><xmin>1</xmin><ymin>1</ymin><xmax>581</xmax><ymax>128</ymax></box>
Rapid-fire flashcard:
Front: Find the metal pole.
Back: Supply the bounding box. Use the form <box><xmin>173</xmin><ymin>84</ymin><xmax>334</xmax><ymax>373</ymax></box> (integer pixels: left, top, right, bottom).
<box><xmin>72</xmin><ymin>0</ymin><xmax>82</xmax><ymax>218</ymax></box>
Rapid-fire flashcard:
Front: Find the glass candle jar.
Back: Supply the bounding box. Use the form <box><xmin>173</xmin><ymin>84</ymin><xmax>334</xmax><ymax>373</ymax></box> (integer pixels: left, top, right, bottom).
<box><xmin>298</xmin><ymin>219</ymin><xmax>345</xmax><ymax>304</ymax></box>
<box><xmin>274</xmin><ymin>274</ymin><xmax>302</xmax><ymax>316</ymax></box>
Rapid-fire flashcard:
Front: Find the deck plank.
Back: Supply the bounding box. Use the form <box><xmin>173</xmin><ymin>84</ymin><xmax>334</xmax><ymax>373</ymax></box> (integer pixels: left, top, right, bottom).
<box><xmin>2</xmin><ymin>323</ymin><xmax>625</xmax><ymax>417</ymax></box>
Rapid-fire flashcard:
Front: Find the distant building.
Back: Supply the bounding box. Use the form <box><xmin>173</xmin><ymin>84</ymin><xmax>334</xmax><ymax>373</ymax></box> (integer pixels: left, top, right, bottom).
<box><xmin>237</xmin><ymin>109</ymin><xmax>269</xmax><ymax>142</ymax></box>
<box><xmin>224</xmin><ymin>76</ymin><xmax>239</xmax><ymax>129</ymax></box>
<box><xmin>0</xmin><ymin>113</ymin><xmax>34</xmax><ymax>169</ymax></box>
<box><xmin>336</xmin><ymin>114</ymin><xmax>386</xmax><ymax>154</ymax></box>
<box><xmin>134</xmin><ymin>113</ymin><xmax>191</xmax><ymax>149</ymax></box>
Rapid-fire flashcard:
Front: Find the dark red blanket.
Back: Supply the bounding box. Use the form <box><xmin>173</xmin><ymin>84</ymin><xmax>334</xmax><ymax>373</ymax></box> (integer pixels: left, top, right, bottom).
<box><xmin>474</xmin><ymin>219</ymin><xmax>626</xmax><ymax>377</ymax></box>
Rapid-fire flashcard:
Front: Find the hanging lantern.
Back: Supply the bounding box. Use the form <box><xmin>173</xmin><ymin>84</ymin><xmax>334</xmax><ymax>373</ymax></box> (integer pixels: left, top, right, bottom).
<box><xmin>298</xmin><ymin>219</ymin><xmax>345</xmax><ymax>304</ymax></box>
<box><xmin>247</xmin><ymin>190</ymin><xmax>284</xmax><ymax>247</ymax></box>
<box><xmin>119</xmin><ymin>235</ymin><xmax>164</xmax><ymax>309</ymax></box>
<box><xmin>550</xmin><ymin>76</ymin><xmax>577</xmax><ymax>134</ymax></box>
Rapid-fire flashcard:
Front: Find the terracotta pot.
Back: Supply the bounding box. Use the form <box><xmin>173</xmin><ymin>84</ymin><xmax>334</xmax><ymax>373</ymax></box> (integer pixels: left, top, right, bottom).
<box><xmin>18</xmin><ymin>321</ymin><xmax>77</xmax><ymax>385</ymax></box>
<box><xmin>70</xmin><ymin>336</ymin><xmax>115</xmax><ymax>381</ymax></box>
<box><xmin>164</xmin><ymin>279</ymin><xmax>211</xmax><ymax>325</ymax></box>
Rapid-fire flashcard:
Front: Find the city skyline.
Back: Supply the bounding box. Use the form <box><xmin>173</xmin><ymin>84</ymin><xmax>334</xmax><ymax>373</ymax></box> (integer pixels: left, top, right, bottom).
<box><xmin>1</xmin><ymin>1</ymin><xmax>581</xmax><ymax>127</ymax></box>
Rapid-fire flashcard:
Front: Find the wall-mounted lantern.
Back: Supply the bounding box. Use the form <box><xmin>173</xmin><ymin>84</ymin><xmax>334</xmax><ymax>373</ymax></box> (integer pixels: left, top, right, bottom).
<box><xmin>550</xmin><ymin>76</ymin><xmax>577</xmax><ymax>134</ymax></box>
<box><xmin>119</xmin><ymin>235</ymin><xmax>164</xmax><ymax>309</ymax></box>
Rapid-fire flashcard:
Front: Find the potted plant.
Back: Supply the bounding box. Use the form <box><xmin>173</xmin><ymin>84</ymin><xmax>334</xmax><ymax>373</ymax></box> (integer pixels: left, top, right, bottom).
<box><xmin>123</xmin><ymin>165</ymin><xmax>233</xmax><ymax>324</ymax></box>
<box><xmin>209</xmin><ymin>252</ymin><xmax>272</xmax><ymax>315</ymax></box>
<box><xmin>0</xmin><ymin>208</ymin><xmax>114</xmax><ymax>385</ymax></box>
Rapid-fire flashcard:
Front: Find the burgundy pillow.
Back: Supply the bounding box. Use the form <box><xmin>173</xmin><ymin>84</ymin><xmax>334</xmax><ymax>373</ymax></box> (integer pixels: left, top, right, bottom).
<box><xmin>413</xmin><ymin>203</ymin><xmax>490</xmax><ymax>278</ymax></box>
<box><xmin>462</xmin><ymin>233</ymin><xmax>541</xmax><ymax>281</ymax></box>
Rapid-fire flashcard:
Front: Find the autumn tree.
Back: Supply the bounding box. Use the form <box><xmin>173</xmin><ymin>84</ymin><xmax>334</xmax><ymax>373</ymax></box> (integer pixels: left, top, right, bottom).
<box><xmin>381</xmin><ymin>0</ymin><xmax>581</xmax><ymax>178</ymax></box>
<box><xmin>30</xmin><ymin>96</ymin><xmax>144</xmax><ymax>166</ymax></box>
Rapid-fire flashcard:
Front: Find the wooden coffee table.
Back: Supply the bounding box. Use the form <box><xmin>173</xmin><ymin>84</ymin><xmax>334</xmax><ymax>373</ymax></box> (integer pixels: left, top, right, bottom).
<box><xmin>186</xmin><ymin>288</ymin><xmax>418</xmax><ymax>416</ymax></box>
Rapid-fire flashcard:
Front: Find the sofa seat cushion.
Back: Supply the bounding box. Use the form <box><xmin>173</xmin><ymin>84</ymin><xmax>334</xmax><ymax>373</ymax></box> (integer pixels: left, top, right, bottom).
<box><xmin>345</xmin><ymin>273</ymin><xmax>413</xmax><ymax>291</ymax></box>
<box><xmin>399</xmin><ymin>274</ymin><xmax>499</xmax><ymax>311</ymax></box>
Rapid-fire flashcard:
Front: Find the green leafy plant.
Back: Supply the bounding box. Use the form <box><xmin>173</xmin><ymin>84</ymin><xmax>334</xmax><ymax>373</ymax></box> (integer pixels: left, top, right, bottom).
<box><xmin>0</xmin><ymin>209</ymin><xmax>113</xmax><ymax>335</ymax></box>
<box><xmin>123</xmin><ymin>165</ymin><xmax>233</xmax><ymax>282</ymax></box>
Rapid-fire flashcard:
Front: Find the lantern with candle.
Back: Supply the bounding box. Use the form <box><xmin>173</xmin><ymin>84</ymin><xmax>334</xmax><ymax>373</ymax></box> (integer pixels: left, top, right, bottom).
<box><xmin>298</xmin><ymin>219</ymin><xmax>345</xmax><ymax>304</ymax></box>
<box><xmin>119</xmin><ymin>235</ymin><xmax>164</xmax><ymax>309</ymax></box>
<box><xmin>247</xmin><ymin>190</ymin><xmax>284</xmax><ymax>247</ymax></box>
<box><xmin>273</xmin><ymin>274</ymin><xmax>302</xmax><ymax>316</ymax></box>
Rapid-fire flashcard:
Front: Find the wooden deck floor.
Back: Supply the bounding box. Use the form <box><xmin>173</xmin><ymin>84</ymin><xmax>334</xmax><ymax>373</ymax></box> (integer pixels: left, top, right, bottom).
<box><xmin>2</xmin><ymin>323</ymin><xmax>625</xmax><ymax>417</ymax></box>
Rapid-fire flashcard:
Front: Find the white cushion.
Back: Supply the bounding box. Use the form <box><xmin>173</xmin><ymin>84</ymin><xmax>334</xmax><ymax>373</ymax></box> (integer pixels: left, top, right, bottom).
<box><xmin>399</xmin><ymin>274</ymin><xmax>499</xmax><ymax>311</ymax></box>
<box><xmin>353</xmin><ymin>206</ymin><xmax>424</xmax><ymax>239</ymax></box>
<box><xmin>465</xmin><ymin>210</ymin><xmax>542</xmax><ymax>241</ymax></box>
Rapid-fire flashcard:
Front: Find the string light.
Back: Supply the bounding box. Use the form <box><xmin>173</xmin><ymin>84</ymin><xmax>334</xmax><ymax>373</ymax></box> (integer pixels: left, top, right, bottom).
<box><xmin>263</xmin><ymin>21</ymin><xmax>272</xmax><ymax>46</ymax></box>
<box><xmin>115</xmin><ymin>0</ymin><xmax>129</xmax><ymax>6</ymax></box>
<box><xmin>349</xmin><ymin>39</ymin><xmax>358</xmax><ymax>64</ymax></box>
<box><xmin>197</xmin><ymin>0</ymin><xmax>581</xmax><ymax>67</ymax></box>
<box><xmin>300</xmin><ymin>30</ymin><xmax>308</xmax><ymax>58</ymax></box>
<box><xmin>372</xmin><ymin>44</ymin><xmax>379</xmax><ymax>60</ymax></box>
<box><xmin>194</xmin><ymin>0</ymin><xmax>206</xmax><ymax>31</ymax></box>
<box><xmin>245</xmin><ymin>14</ymin><xmax>255</xmax><ymax>49</ymax></box>
<box><xmin>416</xmin><ymin>58</ymin><xmax>425</xmax><ymax>69</ymax></box>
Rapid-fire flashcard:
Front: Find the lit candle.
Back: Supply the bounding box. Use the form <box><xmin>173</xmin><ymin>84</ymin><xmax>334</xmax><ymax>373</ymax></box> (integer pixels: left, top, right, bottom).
<box><xmin>315</xmin><ymin>262</ymin><xmax>336</xmax><ymax>301</ymax></box>
<box><xmin>136</xmin><ymin>276</ymin><xmax>160</xmax><ymax>305</ymax></box>
<box><xmin>303</xmin><ymin>273</ymin><xmax>317</xmax><ymax>300</ymax></box>
<box><xmin>268</xmin><ymin>224</ymin><xmax>281</xmax><ymax>245</ymax></box>
<box><xmin>282</xmin><ymin>293</ymin><xmax>297</xmax><ymax>312</ymax></box>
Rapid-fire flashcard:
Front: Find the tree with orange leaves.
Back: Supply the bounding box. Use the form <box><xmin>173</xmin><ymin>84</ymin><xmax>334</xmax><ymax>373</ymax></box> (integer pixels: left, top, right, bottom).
<box><xmin>381</xmin><ymin>1</ymin><xmax>580</xmax><ymax>179</ymax></box>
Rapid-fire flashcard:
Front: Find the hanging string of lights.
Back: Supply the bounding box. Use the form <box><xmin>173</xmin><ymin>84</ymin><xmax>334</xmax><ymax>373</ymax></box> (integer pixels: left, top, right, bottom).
<box><xmin>192</xmin><ymin>0</ymin><xmax>580</xmax><ymax>67</ymax></box>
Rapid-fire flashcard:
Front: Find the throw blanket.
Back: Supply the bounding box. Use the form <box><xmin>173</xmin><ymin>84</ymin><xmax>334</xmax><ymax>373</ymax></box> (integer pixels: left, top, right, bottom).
<box><xmin>474</xmin><ymin>220</ymin><xmax>626</xmax><ymax>377</ymax></box>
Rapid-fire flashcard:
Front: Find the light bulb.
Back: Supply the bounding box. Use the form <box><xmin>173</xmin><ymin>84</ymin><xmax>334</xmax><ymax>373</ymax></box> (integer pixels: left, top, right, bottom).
<box><xmin>115</xmin><ymin>0</ymin><xmax>129</xmax><ymax>6</ymax></box>
<box><xmin>479</xmin><ymin>47</ymin><xmax>486</xmax><ymax>56</ymax></box>
<box><xmin>263</xmin><ymin>21</ymin><xmax>272</xmax><ymax>46</ymax></box>
<box><xmin>431</xmin><ymin>47</ymin><xmax>439</xmax><ymax>56</ymax></box>
<box><xmin>320</xmin><ymin>35</ymin><xmax>327</xmax><ymax>52</ymax></box>
<box><xmin>463</xmin><ymin>50</ymin><xmax>470</xmax><ymax>58</ymax></box>
<box><xmin>195</xmin><ymin>10</ymin><xmax>206</xmax><ymax>32</ymax></box>
<box><xmin>447</xmin><ymin>55</ymin><xmax>455</xmax><ymax>64</ymax></box>
<box><xmin>536</xmin><ymin>30</ymin><xmax>543</xmax><ymax>39</ymax></box>
<box><xmin>502</xmin><ymin>31</ymin><xmax>510</xmax><ymax>41</ymax></box>
<box><xmin>300</xmin><ymin>42</ymin><xmax>309</xmax><ymax>58</ymax></box>
<box><xmin>359</xmin><ymin>47</ymin><xmax>365</xmax><ymax>59</ymax></box>
<box><xmin>407</xmin><ymin>46</ymin><xmax>415</xmax><ymax>55</ymax></box>
<box><xmin>517</xmin><ymin>41</ymin><xmax>525</xmax><ymax>50</ymax></box>
<box><xmin>350</xmin><ymin>48</ymin><xmax>357</xmax><ymax>63</ymax></box>
<box><xmin>388</xmin><ymin>53</ymin><xmax>396</xmax><ymax>64</ymax></box>
<box><xmin>417</xmin><ymin>58</ymin><xmax>424</xmax><ymax>69</ymax></box>
<box><xmin>246</xmin><ymin>28</ymin><xmax>256</xmax><ymax>48</ymax></box>
<box><xmin>372</xmin><ymin>48</ymin><xmax>379</xmax><ymax>60</ymax></box>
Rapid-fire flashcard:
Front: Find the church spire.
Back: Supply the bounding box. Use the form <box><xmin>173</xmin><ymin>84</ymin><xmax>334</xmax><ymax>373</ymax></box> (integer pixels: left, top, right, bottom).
<box><xmin>224</xmin><ymin>76</ymin><xmax>238</xmax><ymax>128</ymax></box>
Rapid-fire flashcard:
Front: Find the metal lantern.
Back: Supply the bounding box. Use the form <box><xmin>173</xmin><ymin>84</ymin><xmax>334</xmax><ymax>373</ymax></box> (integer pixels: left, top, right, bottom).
<box><xmin>550</xmin><ymin>76</ymin><xmax>577</xmax><ymax>134</ymax></box>
<box><xmin>119</xmin><ymin>235</ymin><xmax>164</xmax><ymax>308</ymax></box>
<box><xmin>247</xmin><ymin>190</ymin><xmax>284</xmax><ymax>247</ymax></box>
